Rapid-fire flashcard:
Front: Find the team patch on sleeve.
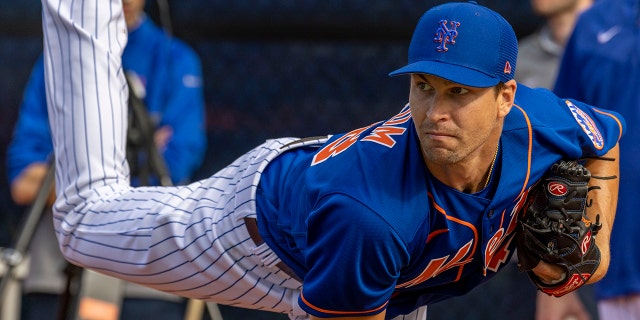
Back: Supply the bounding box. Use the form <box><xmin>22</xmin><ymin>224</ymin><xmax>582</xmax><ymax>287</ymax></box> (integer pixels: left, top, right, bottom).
<box><xmin>566</xmin><ymin>100</ymin><xmax>604</xmax><ymax>150</ymax></box>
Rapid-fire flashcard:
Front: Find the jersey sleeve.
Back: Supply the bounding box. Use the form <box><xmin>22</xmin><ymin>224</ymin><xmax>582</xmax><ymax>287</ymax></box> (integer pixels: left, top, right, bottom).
<box><xmin>514</xmin><ymin>86</ymin><xmax>625</xmax><ymax>160</ymax></box>
<box><xmin>299</xmin><ymin>193</ymin><xmax>409</xmax><ymax>318</ymax></box>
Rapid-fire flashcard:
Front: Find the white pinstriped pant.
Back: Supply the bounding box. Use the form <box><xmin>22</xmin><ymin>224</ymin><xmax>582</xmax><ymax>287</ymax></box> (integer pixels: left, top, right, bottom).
<box><xmin>55</xmin><ymin>136</ymin><xmax>309</xmax><ymax>314</ymax></box>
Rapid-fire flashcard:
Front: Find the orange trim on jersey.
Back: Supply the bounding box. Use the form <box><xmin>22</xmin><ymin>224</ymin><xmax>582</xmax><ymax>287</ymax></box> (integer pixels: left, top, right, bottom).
<box><xmin>299</xmin><ymin>291</ymin><xmax>388</xmax><ymax>316</ymax></box>
<box><xmin>428</xmin><ymin>192</ymin><xmax>479</xmax><ymax>255</ymax></box>
<box><xmin>512</xmin><ymin>104</ymin><xmax>533</xmax><ymax>196</ymax></box>
<box><xmin>593</xmin><ymin>108</ymin><xmax>624</xmax><ymax>142</ymax></box>
<box><xmin>394</xmin><ymin>193</ymin><xmax>479</xmax><ymax>288</ymax></box>
<box><xmin>383</xmin><ymin>108</ymin><xmax>412</xmax><ymax>125</ymax></box>
<box><xmin>426</xmin><ymin>228</ymin><xmax>449</xmax><ymax>243</ymax></box>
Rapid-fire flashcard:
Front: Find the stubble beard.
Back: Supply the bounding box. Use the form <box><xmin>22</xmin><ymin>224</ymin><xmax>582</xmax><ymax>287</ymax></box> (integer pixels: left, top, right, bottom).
<box><xmin>420</xmin><ymin>142</ymin><xmax>463</xmax><ymax>166</ymax></box>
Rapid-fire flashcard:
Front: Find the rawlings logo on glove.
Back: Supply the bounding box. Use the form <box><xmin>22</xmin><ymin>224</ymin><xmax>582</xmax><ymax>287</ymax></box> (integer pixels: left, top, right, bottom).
<box><xmin>516</xmin><ymin>160</ymin><xmax>602</xmax><ymax>297</ymax></box>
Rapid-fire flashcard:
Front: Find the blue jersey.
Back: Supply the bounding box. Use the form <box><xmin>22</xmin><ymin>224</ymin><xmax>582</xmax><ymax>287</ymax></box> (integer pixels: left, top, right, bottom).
<box><xmin>7</xmin><ymin>16</ymin><xmax>206</xmax><ymax>185</ymax></box>
<box><xmin>554</xmin><ymin>0</ymin><xmax>640</xmax><ymax>301</ymax></box>
<box><xmin>257</xmin><ymin>85</ymin><xmax>625</xmax><ymax>318</ymax></box>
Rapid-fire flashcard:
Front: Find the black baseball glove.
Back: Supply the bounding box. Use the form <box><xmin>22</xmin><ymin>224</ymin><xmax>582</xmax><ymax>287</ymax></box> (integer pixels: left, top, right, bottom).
<box><xmin>516</xmin><ymin>160</ymin><xmax>602</xmax><ymax>297</ymax></box>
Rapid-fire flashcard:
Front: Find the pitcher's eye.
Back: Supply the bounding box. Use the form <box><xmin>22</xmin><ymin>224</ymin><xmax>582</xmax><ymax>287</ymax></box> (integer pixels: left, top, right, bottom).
<box><xmin>417</xmin><ymin>82</ymin><xmax>433</xmax><ymax>91</ymax></box>
<box><xmin>450</xmin><ymin>87</ymin><xmax>469</xmax><ymax>95</ymax></box>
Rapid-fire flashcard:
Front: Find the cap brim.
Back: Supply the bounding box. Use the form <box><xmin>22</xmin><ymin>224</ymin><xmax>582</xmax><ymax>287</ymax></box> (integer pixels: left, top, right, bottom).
<box><xmin>389</xmin><ymin>60</ymin><xmax>500</xmax><ymax>88</ymax></box>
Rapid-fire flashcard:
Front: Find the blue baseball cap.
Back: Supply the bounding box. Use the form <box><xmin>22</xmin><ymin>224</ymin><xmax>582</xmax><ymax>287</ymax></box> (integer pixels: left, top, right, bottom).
<box><xmin>389</xmin><ymin>1</ymin><xmax>518</xmax><ymax>88</ymax></box>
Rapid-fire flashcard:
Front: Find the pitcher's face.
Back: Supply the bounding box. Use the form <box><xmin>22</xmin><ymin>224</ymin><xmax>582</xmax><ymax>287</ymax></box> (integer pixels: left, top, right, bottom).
<box><xmin>409</xmin><ymin>74</ymin><xmax>514</xmax><ymax>165</ymax></box>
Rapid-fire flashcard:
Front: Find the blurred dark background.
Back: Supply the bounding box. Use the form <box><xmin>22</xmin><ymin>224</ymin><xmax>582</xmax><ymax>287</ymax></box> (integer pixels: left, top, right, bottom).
<box><xmin>0</xmin><ymin>1</ymin><xmax>561</xmax><ymax>319</ymax></box>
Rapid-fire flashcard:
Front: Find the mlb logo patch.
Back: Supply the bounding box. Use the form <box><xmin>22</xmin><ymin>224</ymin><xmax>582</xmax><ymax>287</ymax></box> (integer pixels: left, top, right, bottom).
<box><xmin>566</xmin><ymin>100</ymin><xmax>605</xmax><ymax>150</ymax></box>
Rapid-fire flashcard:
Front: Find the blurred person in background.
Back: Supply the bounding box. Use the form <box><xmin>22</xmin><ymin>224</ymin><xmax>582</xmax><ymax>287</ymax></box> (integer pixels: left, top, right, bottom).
<box><xmin>6</xmin><ymin>0</ymin><xmax>206</xmax><ymax>318</ymax></box>
<box><xmin>516</xmin><ymin>0</ymin><xmax>593</xmax><ymax>89</ymax></box>
<box><xmin>549</xmin><ymin>0</ymin><xmax>640</xmax><ymax>318</ymax></box>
